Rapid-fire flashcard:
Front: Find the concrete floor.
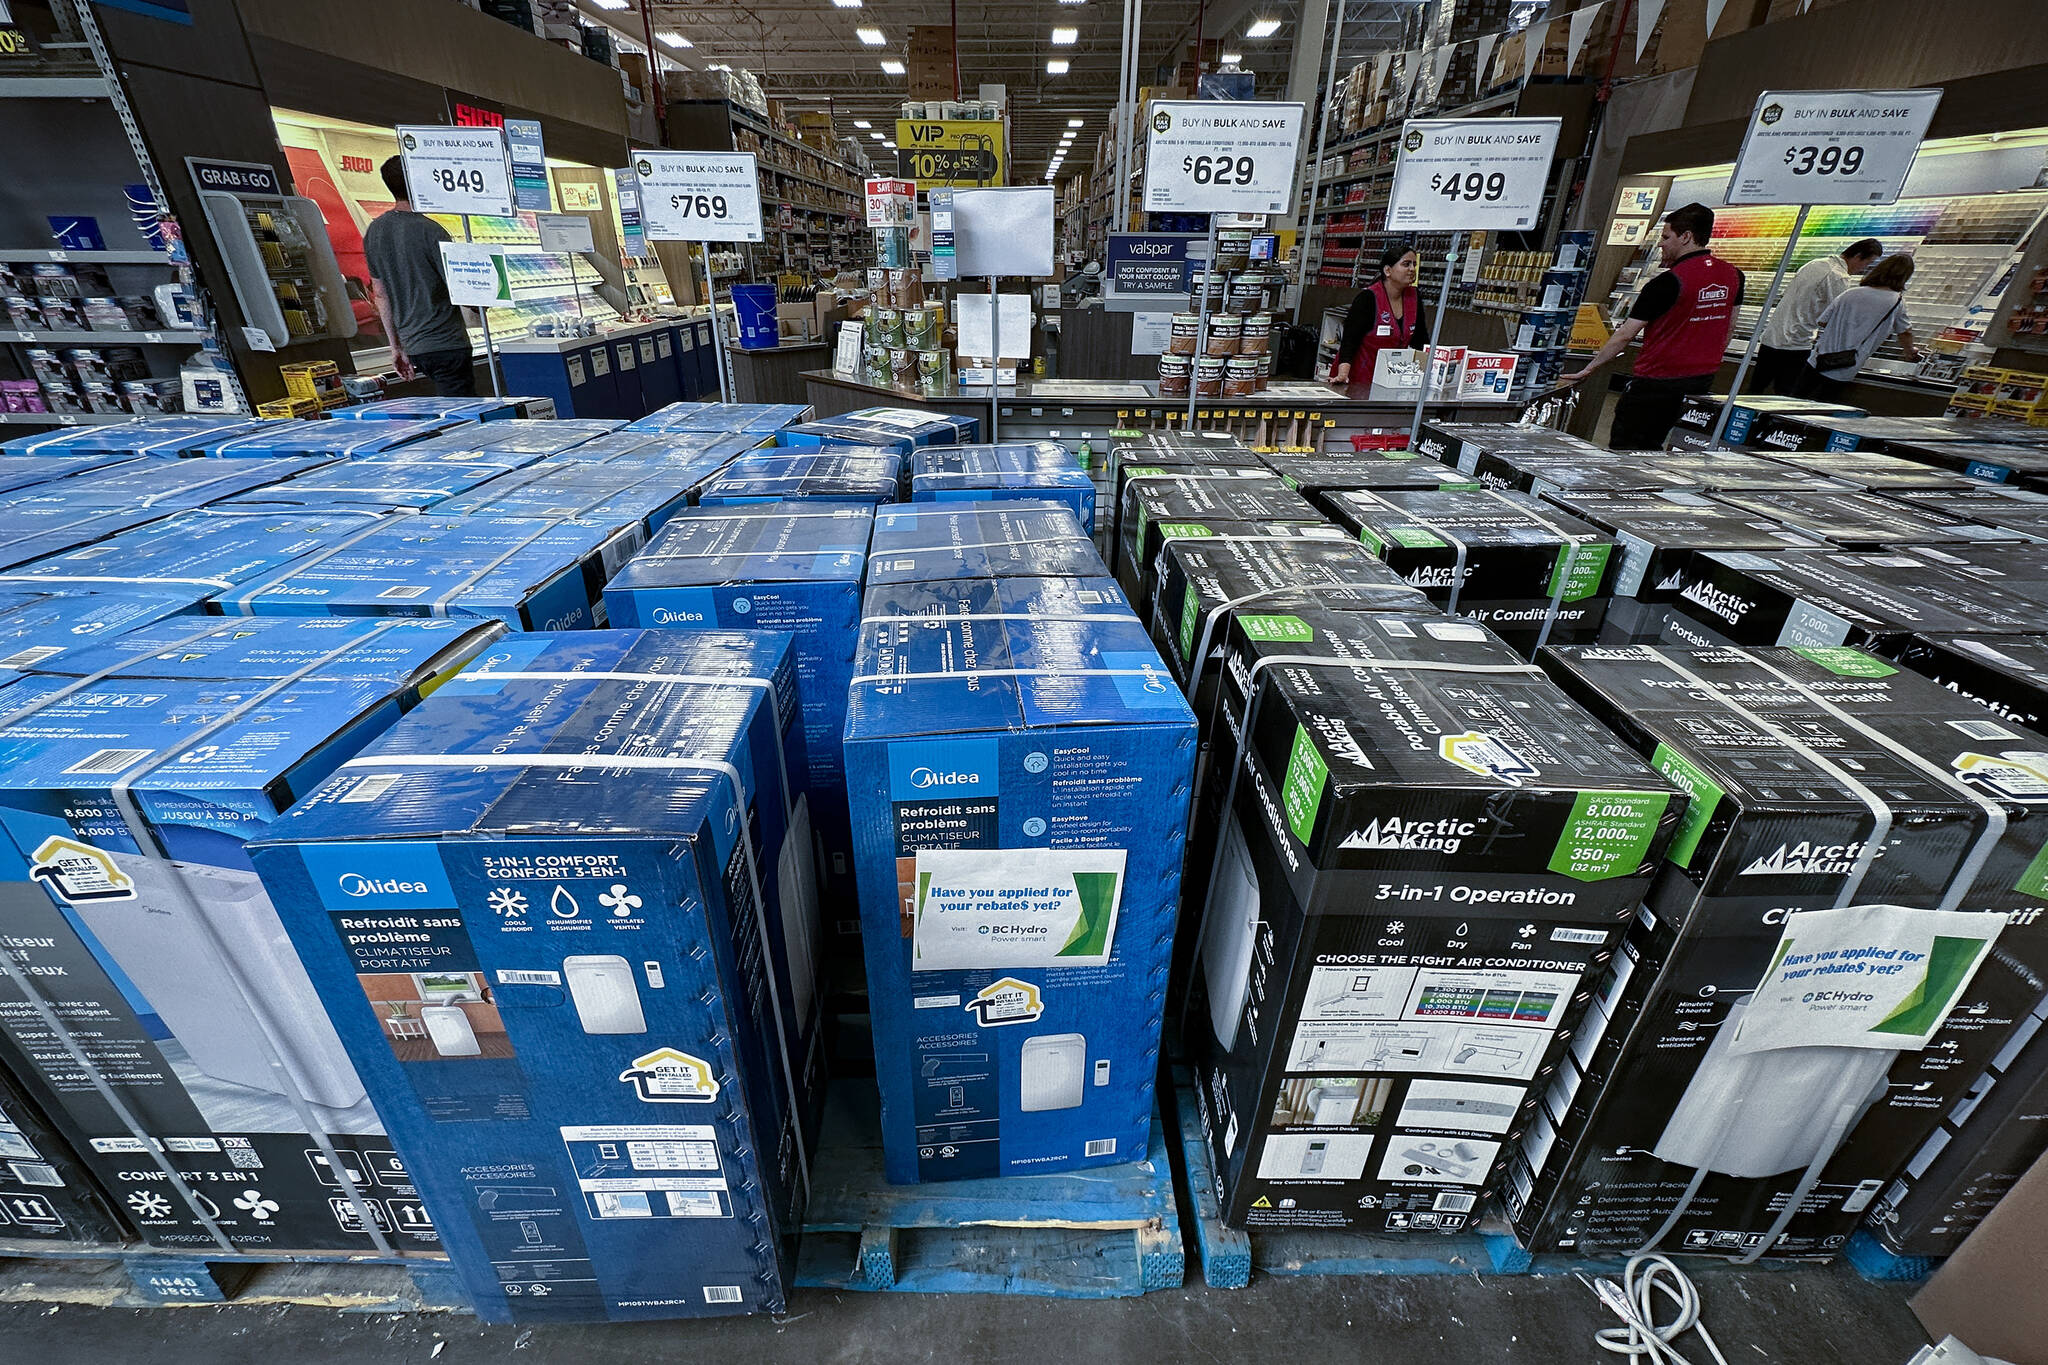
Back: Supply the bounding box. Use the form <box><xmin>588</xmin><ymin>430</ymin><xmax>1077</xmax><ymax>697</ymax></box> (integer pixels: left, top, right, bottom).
<box><xmin>0</xmin><ymin>1263</ymin><xmax>1930</xmax><ymax>1364</ymax></box>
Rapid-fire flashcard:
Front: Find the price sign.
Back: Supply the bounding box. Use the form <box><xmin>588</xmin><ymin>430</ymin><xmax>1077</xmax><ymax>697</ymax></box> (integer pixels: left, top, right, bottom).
<box><xmin>865</xmin><ymin>178</ymin><xmax>916</xmax><ymax>228</ymax></box>
<box><xmin>1142</xmin><ymin>101</ymin><xmax>1305</xmax><ymax>214</ymax></box>
<box><xmin>1385</xmin><ymin>117</ymin><xmax>1561</xmax><ymax>231</ymax></box>
<box><xmin>632</xmin><ymin>151</ymin><xmax>764</xmax><ymax>243</ymax></box>
<box><xmin>396</xmin><ymin>125</ymin><xmax>515</xmax><ymax>218</ymax></box>
<box><xmin>1725</xmin><ymin>89</ymin><xmax>1942</xmax><ymax>205</ymax></box>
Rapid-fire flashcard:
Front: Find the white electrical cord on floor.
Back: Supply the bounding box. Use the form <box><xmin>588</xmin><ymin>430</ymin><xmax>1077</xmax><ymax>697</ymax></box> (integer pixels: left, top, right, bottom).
<box><xmin>1582</xmin><ymin>1254</ymin><xmax>1731</xmax><ymax>1365</ymax></box>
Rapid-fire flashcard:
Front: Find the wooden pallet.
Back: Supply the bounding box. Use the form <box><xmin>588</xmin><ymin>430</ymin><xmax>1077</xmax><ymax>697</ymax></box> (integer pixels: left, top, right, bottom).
<box><xmin>794</xmin><ymin>1087</ymin><xmax>1183</xmax><ymax>1298</ymax></box>
<box><xmin>0</xmin><ymin>1238</ymin><xmax>467</xmax><ymax>1310</ymax></box>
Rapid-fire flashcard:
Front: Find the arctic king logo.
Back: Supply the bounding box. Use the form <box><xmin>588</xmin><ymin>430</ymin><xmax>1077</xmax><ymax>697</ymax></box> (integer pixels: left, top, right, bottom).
<box><xmin>1404</xmin><ymin>565</ymin><xmax>1469</xmax><ymax>589</ymax></box>
<box><xmin>1678</xmin><ymin>578</ymin><xmax>1751</xmax><ymax>624</ymax></box>
<box><xmin>1341</xmin><ymin>816</ymin><xmax>1479</xmax><ymax>854</ymax></box>
<box><xmin>1653</xmin><ymin>568</ymin><xmax>1686</xmax><ymax>594</ymax></box>
<box><xmin>1739</xmin><ymin>839</ymin><xmax>1870</xmax><ymax>877</ymax></box>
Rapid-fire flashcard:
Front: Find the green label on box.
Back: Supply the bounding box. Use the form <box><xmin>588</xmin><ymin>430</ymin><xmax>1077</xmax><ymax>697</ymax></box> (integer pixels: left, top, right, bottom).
<box><xmin>1388</xmin><ymin>451</ymin><xmax>1418</xmax><ymax>461</ymax></box>
<box><xmin>1239</xmin><ymin>614</ymin><xmax>1315</xmax><ymax>643</ymax></box>
<box><xmin>1650</xmin><ymin>742</ymin><xmax>1722</xmax><ymax>869</ymax></box>
<box><xmin>1113</xmin><ymin>429</ymin><xmax>1144</xmax><ymax>440</ymax></box>
<box><xmin>1547</xmin><ymin>790</ymin><xmax>1671</xmax><ymax>882</ymax></box>
<box><xmin>1389</xmin><ymin>525</ymin><xmax>1449</xmax><ymax>549</ymax></box>
<box><xmin>1282</xmin><ymin>724</ymin><xmax>1329</xmax><ymax>847</ymax></box>
<box><xmin>1127</xmin><ymin>465</ymin><xmax>1169</xmax><ymax>477</ymax></box>
<box><xmin>1281</xmin><ymin>474</ymin><xmax>1300</xmax><ymax>489</ymax></box>
<box><xmin>1357</xmin><ymin>525</ymin><xmax>1388</xmax><ymax>554</ymax></box>
<box><xmin>1443</xmin><ymin>480</ymin><xmax>1482</xmax><ymax>491</ymax></box>
<box><xmin>1178</xmin><ymin>583</ymin><xmax>1201</xmax><ymax>661</ymax></box>
<box><xmin>1547</xmin><ymin>542</ymin><xmax>1614</xmax><ymax>604</ymax></box>
<box><xmin>1791</xmin><ymin>646</ymin><xmax>1897</xmax><ymax>678</ymax></box>
<box><xmin>1156</xmin><ymin>522</ymin><xmax>1217</xmax><ymax>541</ymax></box>
<box><xmin>2015</xmin><ymin>838</ymin><xmax>2048</xmax><ymax>900</ymax></box>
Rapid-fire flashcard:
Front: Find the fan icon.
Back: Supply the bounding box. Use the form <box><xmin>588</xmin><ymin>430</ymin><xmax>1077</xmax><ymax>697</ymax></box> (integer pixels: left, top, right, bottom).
<box><xmin>127</xmin><ymin>1191</ymin><xmax>172</xmax><ymax>1219</ymax></box>
<box><xmin>233</xmin><ymin>1189</ymin><xmax>280</xmax><ymax>1221</ymax></box>
<box><xmin>488</xmin><ymin>888</ymin><xmax>528</xmax><ymax>918</ymax></box>
<box><xmin>598</xmin><ymin>884</ymin><xmax>643</xmax><ymax>917</ymax></box>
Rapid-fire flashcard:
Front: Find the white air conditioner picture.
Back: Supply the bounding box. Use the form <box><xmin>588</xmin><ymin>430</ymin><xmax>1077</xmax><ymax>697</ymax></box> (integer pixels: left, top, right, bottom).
<box><xmin>1202</xmin><ymin>817</ymin><xmax>1261</xmax><ymax>1051</ymax></box>
<box><xmin>421</xmin><ymin>1005</ymin><xmax>481</xmax><ymax>1058</ymax></box>
<box><xmin>76</xmin><ymin>856</ymin><xmax>367</xmax><ymax>1109</ymax></box>
<box><xmin>1020</xmin><ymin>1033</ymin><xmax>1087</xmax><ymax>1112</ymax></box>
<box><xmin>564</xmin><ymin>955</ymin><xmax>648</xmax><ymax>1035</ymax></box>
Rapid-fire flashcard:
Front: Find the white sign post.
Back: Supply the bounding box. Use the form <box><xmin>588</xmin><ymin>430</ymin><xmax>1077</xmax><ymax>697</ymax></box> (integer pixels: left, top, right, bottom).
<box><xmin>1707</xmin><ymin>88</ymin><xmax>1943</xmax><ymax>447</ymax></box>
<box><xmin>537</xmin><ymin>213</ymin><xmax>596</xmax><ymax>319</ymax></box>
<box><xmin>1141</xmin><ymin>100</ymin><xmax>1305</xmax><ymax>417</ymax></box>
<box><xmin>634</xmin><ymin>150</ymin><xmax>766</xmax><ymax>402</ymax></box>
<box><xmin>1384</xmin><ymin>117</ymin><xmax>1561</xmax><ymax>442</ymax></box>
<box><xmin>396</xmin><ymin>126</ymin><xmax>516</xmax><ymax>396</ymax></box>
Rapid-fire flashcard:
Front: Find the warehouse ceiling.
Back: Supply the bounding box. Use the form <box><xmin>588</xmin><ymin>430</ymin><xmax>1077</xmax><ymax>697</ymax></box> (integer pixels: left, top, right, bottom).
<box><xmin>577</xmin><ymin>0</ymin><xmax>1436</xmax><ymax>181</ymax></box>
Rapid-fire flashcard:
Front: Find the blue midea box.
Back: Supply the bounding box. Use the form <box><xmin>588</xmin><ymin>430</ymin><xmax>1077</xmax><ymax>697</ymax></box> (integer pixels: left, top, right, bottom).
<box><xmin>17</xmin><ymin>454</ymin><xmax>335</xmax><ymax>510</ymax></box>
<box><xmin>0</xmin><ymin>616</ymin><xmax>502</xmax><ymax>1255</ymax></box>
<box><xmin>867</xmin><ymin>502</ymin><xmax>1108</xmax><ymax>584</ymax></box>
<box><xmin>0</xmin><ymin>416</ymin><xmax>278</xmax><ymax>457</ymax></box>
<box><xmin>910</xmin><ymin>443</ymin><xmax>1096</xmax><ymax>529</ymax></box>
<box><xmin>696</xmin><ymin>451</ymin><xmax>903</xmax><ymax>505</ymax></box>
<box><xmin>248</xmin><ymin>630</ymin><xmax>824</xmax><ymax>1323</ymax></box>
<box><xmin>221</xmin><ymin>460</ymin><xmax>514</xmax><ymax>512</ymax></box>
<box><xmin>627</xmin><ymin>402</ymin><xmax>813</xmax><ymax>434</ymax></box>
<box><xmin>328</xmin><ymin>397</ymin><xmax>520</xmax><ymax>422</ymax></box>
<box><xmin>189</xmin><ymin>420</ymin><xmax>457</xmax><ymax>458</ymax></box>
<box><xmin>604</xmin><ymin>508</ymin><xmax>872</xmax><ymax>902</ymax></box>
<box><xmin>0</xmin><ymin>584</ymin><xmax>216</xmax><ymax>689</ymax></box>
<box><xmin>777</xmin><ymin>408</ymin><xmax>976</xmax><ymax>455</ymax></box>
<box><xmin>435</xmin><ymin>460</ymin><xmax>727</xmax><ymax>536</ymax></box>
<box><xmin>1</xmin><ymin>508</ymin><xmax>391</xmax><ymax>605</ymax></box>
<box><xmin>362</xmin><ymin>419</ymin><xmax>620</xmax><ymax>466</ymax></box>
<box><xmin>845</xmin><ymin>577</ymin><xmax>1197</xmax><ymax>1181</ymax></box>
<box><xmin>217</xmin><ymin>514</ymin><xmax>635</xmax><ymax>630</ymax></box>
<box><xmin>0</xmin><ymin>453</ymin><xmax>141</xmax><ymax>493</ymax></box>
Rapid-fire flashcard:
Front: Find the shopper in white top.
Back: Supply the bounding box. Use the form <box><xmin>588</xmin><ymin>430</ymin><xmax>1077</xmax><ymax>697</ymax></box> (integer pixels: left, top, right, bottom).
<box><xmin>1753</xmin><ymin>238</ymin><xmax>1883</xmax><ymax>394</ymax></box>
<box><xmin>1800</xmin><ymin>253</ymin><xmax>1923</xmax><ymax>400</ymax></box>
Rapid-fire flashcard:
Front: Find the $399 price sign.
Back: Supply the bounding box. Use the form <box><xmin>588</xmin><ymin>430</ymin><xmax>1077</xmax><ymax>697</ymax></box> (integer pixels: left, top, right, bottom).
<box><xmin>1725</xmin><ymin>89</ymin><xmax>1942</xmax><ymax>206</ymax></box>
<box><xmin>634</xmin><ymin>151</ymin><xmax>765</xmax><ymax>243</ymax></box>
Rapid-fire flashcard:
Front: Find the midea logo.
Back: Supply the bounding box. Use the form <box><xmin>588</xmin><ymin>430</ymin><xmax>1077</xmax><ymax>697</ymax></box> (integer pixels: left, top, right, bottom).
<box><xmin>909</xmin><ymin>767</ymin><xmax>980</xmax><ymax>789</ymax></box>
<box><xmin>338</xmin><ymin>873</ymin><xmax>430</xmax><ymax>897</ymax></box>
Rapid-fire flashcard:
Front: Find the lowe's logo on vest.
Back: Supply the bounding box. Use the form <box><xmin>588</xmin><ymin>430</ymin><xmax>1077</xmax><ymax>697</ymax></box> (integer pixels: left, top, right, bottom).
<box><xmin>889</xmin><ymin>739</ymin><xmax>999</xmax><ymax>801</ymax></box>
<box><xmin>1696</xmin><ymin>284</ymin><xmax>1732</xmax><ymax>304</ymax></box>
<box><xmin>303</xmin><ymin>842</ymin><xmax>457</xmax><ymax>910</ymax></box>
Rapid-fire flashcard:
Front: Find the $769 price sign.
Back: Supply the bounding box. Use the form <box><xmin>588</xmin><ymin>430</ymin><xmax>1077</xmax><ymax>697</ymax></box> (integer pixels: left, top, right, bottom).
<box><xmin>634</xmin><ymin>151</ymin><xmax>765</xmax><ymax>243</ymax></box>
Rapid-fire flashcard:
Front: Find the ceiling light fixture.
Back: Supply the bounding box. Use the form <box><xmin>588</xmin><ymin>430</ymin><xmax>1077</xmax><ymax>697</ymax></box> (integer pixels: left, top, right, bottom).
<box><xmin>880</xmin><ymin>59</ymin><xmax>906</xmax><ymax>73</ymax></box>
<box><xmin>870</xmin><ymin>131</ymin><xmax>885</xmax><ymax>139</ymax></box>
<box><xmin>1046</xmin><ymin>58</ymin><xmax>1069</xmax><ymax>73</ymax></box>
<box><xmin>1067</xmin><ymin>118</ymin><xmax>1085</xmax><ymax>128</ymax></box>
<box><xmin>1246</xmin><ymin>17</ymin><xmax>1281</xmax><ymax>36</ymax></box>
<box><xmin>853</xmin><ymin>119</ymin><xmax>871</xmax><ymax>128</ymax></box>
<box><xmin>832</xmin><ymin>0</ymin><xmax>862</xmax><ymax>7</ymax></box>
<box><xmin>1221</xmin><ymin>50</ymin><xmax>1240</xmax><ymax>62</ymax></box>
<box><xmin>1050</xmin><ymin>26</ymin><xmax>1078</xmax><ymax>43</ymax></box>
<box><xmin>856</xmin><ymin>27</ymin><xmax>885</xmax><ymax>44</ymax></box>
<box><xmin>590</xmin><ymin>0</ymin><xmax>628</xmax><ymax>9</ymax></box>
<box><xmin>656</xmin><ymin>30</ymin><xmax>692</xmax><ymax>47</ymax></box>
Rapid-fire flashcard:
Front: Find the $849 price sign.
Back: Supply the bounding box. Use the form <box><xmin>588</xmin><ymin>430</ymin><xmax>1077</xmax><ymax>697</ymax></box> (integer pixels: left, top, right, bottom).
<box><xmin>635</xmin><ymin>151</ymin><xmax>764</xmax><ymax>242</ymax></box>
<box><xmin>395</xmin><ymin>126</ymin><xmax>515</xmax><ymax>217</ymax></box>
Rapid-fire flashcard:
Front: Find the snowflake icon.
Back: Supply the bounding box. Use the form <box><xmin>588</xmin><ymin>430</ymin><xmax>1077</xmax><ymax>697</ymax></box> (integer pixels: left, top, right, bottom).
<box><xmin>598</xmin><ymin>884</ymin><xmax>643</xmax><ymax>917</ymax></box>
<box><xmin>127</xmin><ymin>1190</ymin><xmax>172</xmax><ymax>1219</ymax></box>
<box><xmin>488</xmin><ymin>887</ymin><xmax>528</xmax><ymax>919</ymax></box>
<box><xmin>1386</xmin><ymin>921</ymin><xmax>1405</xmax><ymax>934</ymax></box>
<box><xmin>233</xmin><ymin>1189</ymin><xmax>280</xmax><ymax>1221</ymax></box>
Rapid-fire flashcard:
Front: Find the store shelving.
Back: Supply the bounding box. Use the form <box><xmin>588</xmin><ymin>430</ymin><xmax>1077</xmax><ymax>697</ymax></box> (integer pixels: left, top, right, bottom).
<box><xmin>665</xmin><ymin>98</ymin><xmax>873</xmax><ymax>279</ymax></box>
<box><xmin>1</xmin><ymin>329</ymin><xmax>204</xmax><ymax>345</ymax></box>
<box><xmin>0</xmin><ymin>247</ymin><xmax>177</xmax><ymax>265</ymax></box>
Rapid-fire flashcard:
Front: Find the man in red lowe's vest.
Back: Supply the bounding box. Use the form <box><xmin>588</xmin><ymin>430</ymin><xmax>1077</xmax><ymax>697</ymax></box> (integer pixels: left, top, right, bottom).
<box><xmin>1561</xmin><ymin>202</ymin><xmax>1745</xmax><ymax>450</ymax></box>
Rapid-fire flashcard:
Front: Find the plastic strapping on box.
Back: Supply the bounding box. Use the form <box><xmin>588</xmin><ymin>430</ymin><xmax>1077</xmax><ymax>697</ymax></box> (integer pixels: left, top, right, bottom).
<box><xmin>1638</xmin><ymin>647</ymin><xmax>1892</xmax><ymax>907</ymax></box>
<box><xmin>1739</xmin><ymin>649</ymin><xmax>2010</xmax><ymax>912</ymax></box>
<box><xmin>340</xmin><ymin>750</ymin><xmax>812</xmax><ymax>1198</ymax></box>
<box><xmin>215</xmin><ymin>514</ymin><xmax>411</xmax><ymax>613</ymax></box>
<box><xmin>880</xmin><ymin>534</ymin><xmax>1094</xmax><ymax>556</ymax></box>
<box><xmin>1347</xmin><ymin>489</ymin><xmax>1475</xmax><ymax>615</ymax></box>
<box><xmin>0</xmin><ymin>617</ymin><xmax>261</xmax><ymax>728</ymax></box>
<box><xmin>665</xmin><ymin>508</ymin><xmax>871</xmax><ymax>528</ymax></box>
<box><xmin>1183</xmin><ymin>580</ymin><xmax>1420</xmax><ymax>706</ymax></box>
<box><xmin>449</xmin><ymin>669</ymin><xmax>792</xmax><ymax>824</ymax></box>
<box><xmin>0</xmin><ymin>571</ymin><xmax>233</xmax><ymax>589</ymax></box>
<box><xmin>1482</xmin><ymin>488</ymin><xmax>1586</xmax><ymax>652</ymax></box>
<box><xmin>130</xmin><ymin>461</ymin><xmax>323</xmax><ymax>510</ymax></box>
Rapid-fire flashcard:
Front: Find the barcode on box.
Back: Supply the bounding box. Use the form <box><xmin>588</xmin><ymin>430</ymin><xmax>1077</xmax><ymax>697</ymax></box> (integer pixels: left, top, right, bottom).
<box><xmin>1951</xmin><ymin>719</ymin><xmax>2019</xmax><ymax>741</ymax></box>
<box><xmin>11</xmin><ymin>1162</ymin><xmax>61</xmax><ymax>1187</ymax></box>
<box><xmin>0</xmin><ymin>646</ymin><xmax>64</xmax><ymax>669</ymax></box>
<box><xmin>1550</xmin><ymin>926</ymin><xmax>1607</xmax><ymax>945</ymax></box>
<box><xmin>1084</xmin><ymin>1138</ymin><xmax>1116</xmax><ymax>1158</ymax></box>
<box><xmin>341</xmin><ymin>773</ymin><xmax>401</xmax><ymax>804</ymax></box>
<box><xmin>703</xmin><ymin>1285</ymin><xmax>742</xmax><ymax>1304</ymax></box>
<box><xmin>1433</xmin><ymin>1192</ymin><xmax>1476</xmax><ymax>1214</ymax></box>
<box><xmin>497</xmin><ymin>969</ymin><xmax>561</xmax><ymax>986</ymax></box>
<box><xmin>64</xmin><ymin>747</ymin><xmax>152</xmax><ymax>775</ymax></box>
<box><xmin>379</xmin><ymin>584</ymin><xmax>430</xmax><ymax>600</ymax></box>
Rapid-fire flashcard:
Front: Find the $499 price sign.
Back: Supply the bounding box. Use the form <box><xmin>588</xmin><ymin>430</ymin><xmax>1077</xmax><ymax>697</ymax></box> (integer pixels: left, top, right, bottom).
<box><xmin>634</xmin><ymin>151</ymin><xmax>765</xmax><ymax>243</ymax></box>
<box><xmin>1385</xmin><ymin>118</ymin><xmax>1561</xmax><ymax>232</ymax></box>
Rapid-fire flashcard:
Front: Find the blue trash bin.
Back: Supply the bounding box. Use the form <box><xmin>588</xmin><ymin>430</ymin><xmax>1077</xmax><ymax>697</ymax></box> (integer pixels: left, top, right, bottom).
<box><xmin>731</xmin><ymin>283</ymin><xmax>778</xmax><ymax>350</ymax></box>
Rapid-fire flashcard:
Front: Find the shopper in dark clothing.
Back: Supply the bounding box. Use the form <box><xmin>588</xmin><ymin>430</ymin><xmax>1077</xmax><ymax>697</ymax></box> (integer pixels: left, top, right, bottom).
<box><xmin>1331</xmin><ymin>243</ymin><xmax>1431</xmax><ymax>389</ymax></box>
<box><xmin>365</xmin><ymin>156</ymin><xmax>476</xmax><ymax>396</ymax></box>
<box><xmin>1563</xmin><ymin>203</ymin><xmax>1745</xmax><ymax>450</ymax></box>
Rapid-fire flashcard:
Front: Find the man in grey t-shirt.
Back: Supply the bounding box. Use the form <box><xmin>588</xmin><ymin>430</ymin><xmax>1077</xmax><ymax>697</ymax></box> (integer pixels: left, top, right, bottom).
<box><xmin>365</xmin><ymin>156</ymin><xmax>476</xmax><ymax>395</ymax></box>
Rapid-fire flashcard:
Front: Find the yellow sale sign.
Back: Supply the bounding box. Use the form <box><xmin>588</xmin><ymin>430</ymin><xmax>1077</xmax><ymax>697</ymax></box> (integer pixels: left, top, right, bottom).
<box><xmin>895</xmin><ymin>120</ymin><xmax>1007</xmax><ymax>187</ymax></box>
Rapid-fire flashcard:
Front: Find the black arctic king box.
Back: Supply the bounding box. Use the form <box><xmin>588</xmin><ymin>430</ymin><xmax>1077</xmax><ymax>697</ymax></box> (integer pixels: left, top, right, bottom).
<box><xmin>1633</xmin><ymin>450</ymin><xmax>1832</xmax><ymax>491</ymax></box>
<box><xmin>1259</xmin><ymin>450</ymin><xmax>1479</xmax><ymax>498</ymax></box>
<box><xmin>1322</xmin><ymin>487</ymin><xmax>1617</xmax><ymax>652</ymax></box>
<box><xmin>1744</xmin><ymin>412</ymin><xmax>1967</xmax><ymax>453</ymax></box>
<box><xmin>1182</xmin><ymin>617</ymin><xmax>1684</xmax><ymax>1233</ymax></box>
<box><xmin>1470</xmin><ymin>452</ymin><xmax>1701</xmax><ymax>499</ymax></box>
<box><xmin>1117</xmin><ymin>476</ymin><xmax>1327</xmax><ymax>609</ymax></box>
<box><xmin>1870</xmin><ymin>993</ymin><xmax>2048</xmax><ymax>1257</ymax></box>
<box><xmin>1882</xmin><ymin>485</ymin><xmax>2048</xmax><ymax>538</ymax></box>
<box><xmin>1521</xmin><ymin>643</ymin><xmax>2048</xmax><ymax>1261</ymax></box>
<box><xmin>1662</xmin><ymin>548</ymin><xmax>2048</xmax><ymax>652</ymax></box>
<box><xmin>1893</xmin><ymin>541</ymin><xmax>2048</xmax><ymax>600</ymax></box>
<box><xmin>1752</xmin><ymin>448</ymin><xmax>1985</xmax><ymax>493</ymax></box>
<box><xmin>1671</xmin><ymin>393</ymin><xmax>1866</xmax><ymax>446</ymax></box>
<box><xmin>1706</xmin><ymin>487</ymin><xmax>2023</xmax><ymax>549</ymax></box>
<box><xmin>1412</xmin><ymin>420</ymin><xmax>1605</xmax><ymax>476</ymax></box>
<box><xmin>0</xmin><ymin>1063</ymin><xmax>130</xmax><ymax>1247</ymax></box>
<box><xmin>1873</xmin><ymin>439</ymin><xmax>2048</xmax><ymax>487</ymax></box>
<box><xmin>1892</xmin><ymin>634</ymin><xmax>2048</xmax><ymax>737</ymax></box>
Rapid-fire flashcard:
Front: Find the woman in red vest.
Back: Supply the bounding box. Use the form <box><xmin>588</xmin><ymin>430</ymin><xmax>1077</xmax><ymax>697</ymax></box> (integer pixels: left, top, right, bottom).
<box><xmin>1331</xmin><ymin>242</ymin><xmax>1431</xmax><ymax>389</ymax></box>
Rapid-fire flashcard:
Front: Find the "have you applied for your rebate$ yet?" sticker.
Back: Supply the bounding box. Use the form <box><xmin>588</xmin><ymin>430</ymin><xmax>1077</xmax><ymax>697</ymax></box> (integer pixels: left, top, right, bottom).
<box><xmin>912</xmin><ymin>848</ymin><xmax>1127</xmax><ymax>971</ymax></box>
